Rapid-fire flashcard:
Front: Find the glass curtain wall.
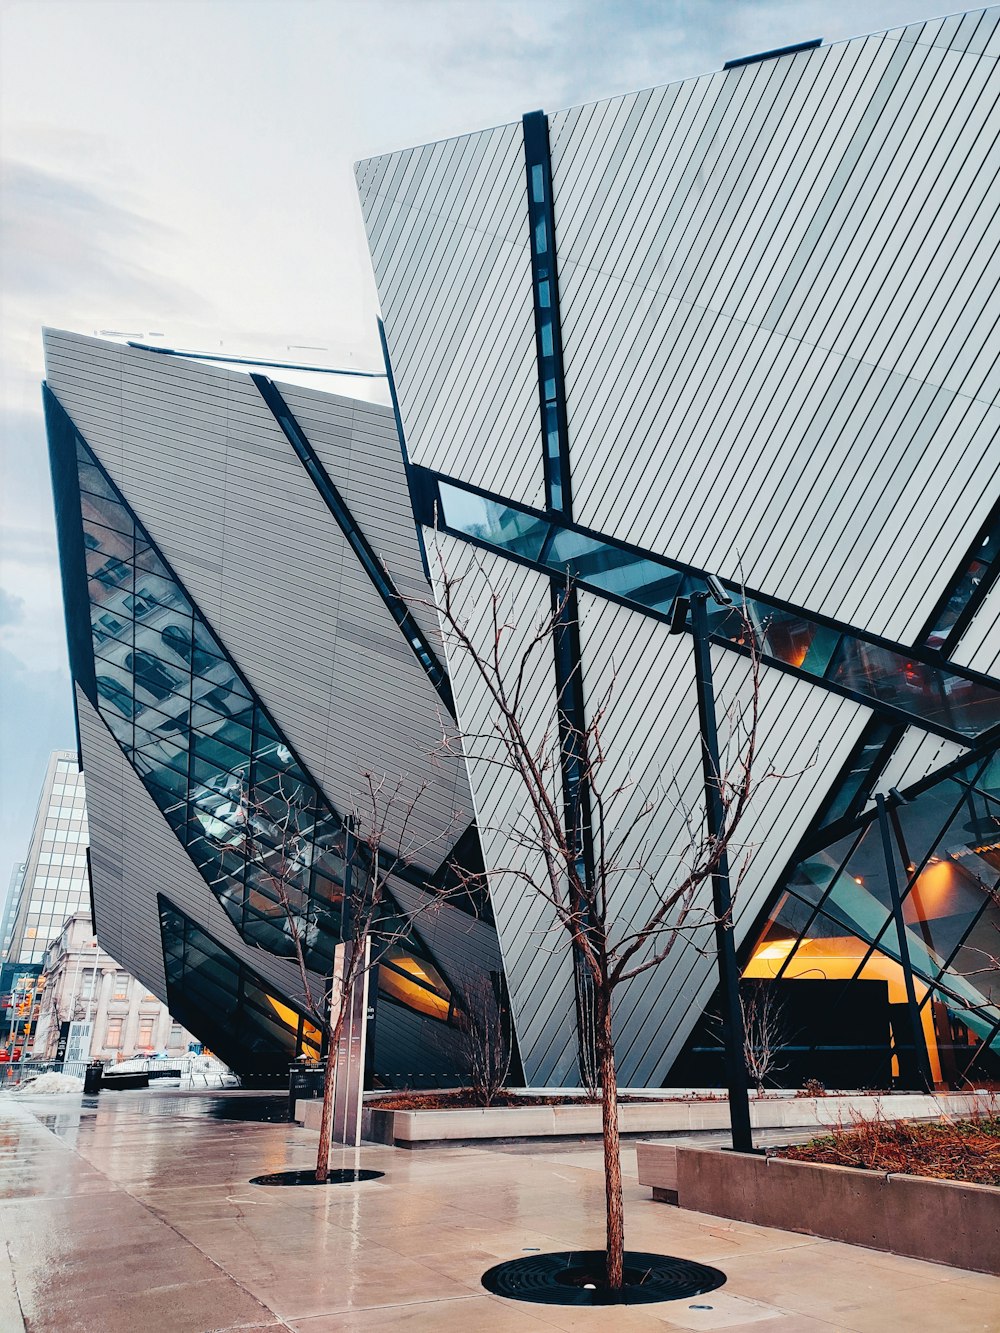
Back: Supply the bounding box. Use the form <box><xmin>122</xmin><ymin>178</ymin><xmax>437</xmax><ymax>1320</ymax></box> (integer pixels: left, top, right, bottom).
<box><xmin>70</xmin><ymin>417</ymin><xmax>457</xmax><ymax>1032</ymax></box>
<box><xmin>741</xmin><ymin>747</ymin><xmax>1000</xmax><ymax>1088</ymax></box>
<box><xmin>159</xmin><ymin>898</ymin><xmax>320</xmax><ymax>1075</ymax></box>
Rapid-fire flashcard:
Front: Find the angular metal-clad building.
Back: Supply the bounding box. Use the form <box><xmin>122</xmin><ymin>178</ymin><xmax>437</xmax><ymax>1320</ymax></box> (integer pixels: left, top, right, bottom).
<box><xmin>357</xmin><ymin>10</ymin><xmax>1000</xmax><ymax>1088</ymax></box>
<box><xmin>43</xmin><ymin>330</ymin><xmax>507</xmax><ymax>1081</ymax></box>
<box><xmin>45</xmin><ymin>8</ymin><xmax>1000</xmax><ymax>1092</ymax></box>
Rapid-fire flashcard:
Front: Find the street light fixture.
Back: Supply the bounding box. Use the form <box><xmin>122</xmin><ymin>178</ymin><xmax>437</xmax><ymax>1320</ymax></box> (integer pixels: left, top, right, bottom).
<box><xmin>670</xmin><ymin>578</ymin><xmax>754</xmax><ymax>1154</ymax></box>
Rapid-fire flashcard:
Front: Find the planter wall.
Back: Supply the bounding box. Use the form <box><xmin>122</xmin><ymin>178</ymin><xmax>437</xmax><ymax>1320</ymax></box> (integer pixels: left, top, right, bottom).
<box><xmin>636</xmin><ymin>1143</ymin><xmax>1000</xmax><ymax>1276</ymax></box>
<box><xmin>295</xmin><ymin>1091</ymin><xmax>983</xmax><ymax>1147</ymax></box>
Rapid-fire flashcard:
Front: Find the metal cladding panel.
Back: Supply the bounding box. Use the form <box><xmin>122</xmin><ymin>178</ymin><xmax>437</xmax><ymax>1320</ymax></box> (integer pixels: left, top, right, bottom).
<box><xmin>389</xmin><ymin>877</ymin><xmax>504</xmax><ymax>985</ymax></box>
<box><xmin>544</xmin><ymin>20</ymin><xmax>1000</xmax><ymax>643</ymax></box>
<box><xmin>271</xmin><ymin>380</ymin><xmax>444</xmax><ymax>654</ymax></box>
<box><xmin>573</xmin><ymin>594</ymin><xmax>870</xmax><ymax>1085</ymax></box>
<box><xmin>76</xmin><ymin>688</ymin><xmax>312</xmax><ymax>1012</ymax></box>
<box><xmin>356</xmin><ymin>124</ymin><xmax>545</xmax><ymax>508</ymax></box>
<box><xmin>874</xmin><ymin>730</ymin><xmax>968</xmax><ymax>794</ymax></box>
<box><xmin>43</xmin><ymin>333</ymin><xmax>471</xmax><ymax>868</ymax></box>
<box><xmin>952</xmin><ymin>578</ymin><xmax>1000</xmax><ymax>675</ymax></box>
<box><xmin>427</xmin><ymin>534</ymin><xmax>579</xmax><ymax>1084</ymax></box>
<box><xmin>356</xmin><ymin>17</ymin><xmax>1000</xmax><ymax>644</ymax></box>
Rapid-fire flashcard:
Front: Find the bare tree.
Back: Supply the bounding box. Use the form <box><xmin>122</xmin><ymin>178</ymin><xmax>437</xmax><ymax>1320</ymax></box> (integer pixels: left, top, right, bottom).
<box><xmin>242</xmin><ymin>770</ymin><xmax>454</xmax><ymax>1182</ymax></box>
<box><xmin>424</xmin><ymin>546</ymin><xmax>784</xmax><ymax>1289</ymax></box>
<box><xmin>453</xmin><ymin>971</ymin><xmax>515</xmax><ymax>1107</ymax></box>
<box><xmin>712</xmin><ymin>982</ymin><xmax>788</xmax><ymax>1094</ymax></box>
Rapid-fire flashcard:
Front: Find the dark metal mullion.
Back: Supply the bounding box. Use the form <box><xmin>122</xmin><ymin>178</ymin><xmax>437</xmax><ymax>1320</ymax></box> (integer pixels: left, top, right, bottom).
<box><xmin>523</xmin><ymin>110</ymin><xmax>572</xmax><ymax>517</ymax></box>
<box><xmin>846</xmin><ymin>775</ymin><xmax>981</xmax><ymax>999</ymax></box>
<box><xmin>766</xmin><ymin>829</ymin><xmax>868</xmax><ymax>983</ymax></box>
<box><xmin>956</xmin><ymin>1011</ymin><xmax>1000</xmax><ymax>1085</ymax></box>
<box><xmin>921</xmin><ymin>877</ymin><xmax>1000</xmax><ymax>1004</ymax></box>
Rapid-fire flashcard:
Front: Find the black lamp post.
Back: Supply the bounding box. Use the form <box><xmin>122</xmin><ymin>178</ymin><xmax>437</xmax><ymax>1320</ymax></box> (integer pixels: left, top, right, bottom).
<box><xmin>671</xmin><ymin>580</ymin><xmax>755</xmax><ymax>1154</ymax></box>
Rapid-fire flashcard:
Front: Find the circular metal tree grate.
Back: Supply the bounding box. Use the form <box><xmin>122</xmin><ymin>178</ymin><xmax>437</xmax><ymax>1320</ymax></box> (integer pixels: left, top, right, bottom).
<box><xmin>481</xmin><ymin>1250</ymin><xmax>726</xmax><ymax>1306</ymax></box>
<box><xmin>249</xmin><ymin>1168</ymin><xmax>385</xmax><ymax>1187</ymax></box>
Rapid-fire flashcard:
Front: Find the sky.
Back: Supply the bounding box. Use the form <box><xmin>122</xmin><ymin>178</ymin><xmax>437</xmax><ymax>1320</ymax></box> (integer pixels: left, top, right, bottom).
<box><xmin>0</xmin><ymin>0</ymin><xmax>937</xmax><ymax>879</ymax></box>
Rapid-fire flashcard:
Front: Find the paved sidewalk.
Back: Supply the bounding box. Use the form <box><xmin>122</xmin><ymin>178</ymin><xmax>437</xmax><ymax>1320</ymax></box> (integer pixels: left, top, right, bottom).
<box><xmin>0</xmin><ymin>1089</ymin><xmax>997</xmax><ymax>1332</ymax></box>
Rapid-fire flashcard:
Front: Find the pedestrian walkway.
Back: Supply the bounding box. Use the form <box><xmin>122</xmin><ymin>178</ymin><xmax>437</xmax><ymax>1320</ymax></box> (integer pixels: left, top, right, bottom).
<box><xmin>0</xmin><ymin>1088</ymin><xmax>997</xmax><ymax>1331</ymax></box>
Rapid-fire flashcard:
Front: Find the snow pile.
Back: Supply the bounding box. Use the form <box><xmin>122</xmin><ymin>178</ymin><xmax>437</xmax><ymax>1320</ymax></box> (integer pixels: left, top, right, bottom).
<box><xmin>9</xmin><ymin>1073</ymin><xmax>84</xmax><ymax>1096</ymax></box>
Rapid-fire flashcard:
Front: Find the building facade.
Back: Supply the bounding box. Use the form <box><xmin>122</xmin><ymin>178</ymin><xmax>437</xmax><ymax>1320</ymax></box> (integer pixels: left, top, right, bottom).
<box><xmin>1</xmin><ymin>864</ymin><xmax>26</xmax><ymax>963</ymax></box>
<box><xmin>43</xmin><ymin>333</ymin><xmax>509</xmax><ymax>1083</ymax></box>
<box><xmin>6</xmin><ymin>751</ymin><xmax>90</xmax><ymax>966</ymax></box>
<box><xmin>45</xmin><ymin>8</ymin><xmax>1000</xmax><ymax>1089</ymax></box>
<box><xmin>356</xmin><ymin>8</ymin><xmax>1000</xmax><ymax>1088</ymax></box>
<box><xmin>31</xmin><ymin>912</ymin><xmax>194</xmax><ymax>1063</ymax></box>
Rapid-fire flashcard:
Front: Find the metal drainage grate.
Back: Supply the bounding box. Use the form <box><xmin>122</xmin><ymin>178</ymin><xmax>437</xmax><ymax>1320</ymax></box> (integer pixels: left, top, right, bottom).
<box><xmin>249</xmin><ymin>1169</ymin><xmax>385</xmax><ymax>1187</ymax></box>
<box><xmin>481</xmin><ymin>1250</ymin><xmax>726</xmax><ymax>1306</ymax></box>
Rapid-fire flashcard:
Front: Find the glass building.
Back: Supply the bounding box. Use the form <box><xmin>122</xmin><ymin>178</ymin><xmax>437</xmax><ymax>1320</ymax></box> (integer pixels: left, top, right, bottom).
<box><xmin>5</xmin><ymin>751</ymin><xmax>91</xmax><ymax>966</ymax></box>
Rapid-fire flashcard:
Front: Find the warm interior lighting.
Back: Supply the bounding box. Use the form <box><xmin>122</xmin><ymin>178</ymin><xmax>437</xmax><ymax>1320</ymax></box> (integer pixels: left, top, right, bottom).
<box><xmin>265</xmin><ymin>994</ymin><xmax>319</xmax><ymax>1057</ymax></box>
<box><xmin>744</xmin><ymin>934</ymin><xmax>942</xmax><ymax>1084</ymax></box>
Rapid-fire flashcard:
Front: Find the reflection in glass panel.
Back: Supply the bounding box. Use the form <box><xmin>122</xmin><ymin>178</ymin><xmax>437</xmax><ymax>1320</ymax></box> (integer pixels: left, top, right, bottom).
<box><xmin>431</xmin><ymin>482</ymin><xmax>1000</xmax><ymax>740</ymax></box>
<box><xmin>159</xmin><ymin>898</ymin><xmax>314</xmax><ymax>1075</ymax></box>
<box><xmin>924</xmin><ymin>510</ymin><xmax>1000</xmax><ymax>650</ymax></box>
<box><xmin>73</xmin><ymin>431</ymin><xmax>347</xmax><ymax>972</ymax></box>
<box><xmin>439</xmin><ymin>483</ymin><xmax>550</xmax><ymax>559</ymax></box>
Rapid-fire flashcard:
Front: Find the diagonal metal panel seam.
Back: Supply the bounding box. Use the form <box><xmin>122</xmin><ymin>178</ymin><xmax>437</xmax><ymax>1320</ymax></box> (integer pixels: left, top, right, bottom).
<box><xmin>250</xmin><ymin>373</ymin><xmax>455</xmax><ymax>716</ymax></box>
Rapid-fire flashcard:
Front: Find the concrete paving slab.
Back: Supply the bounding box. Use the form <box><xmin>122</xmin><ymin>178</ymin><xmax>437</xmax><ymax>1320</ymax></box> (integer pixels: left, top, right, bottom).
<box><xmin>0</xmin><ymin>1088</ymin><xmax>997</xmax><ymax>1331</ymax></box>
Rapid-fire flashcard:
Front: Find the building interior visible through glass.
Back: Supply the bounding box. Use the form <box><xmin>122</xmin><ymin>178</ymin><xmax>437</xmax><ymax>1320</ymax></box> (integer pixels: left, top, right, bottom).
<box><xmin>736</xmin><ymin>749</ymin><xmax>1000</xmax><ymax>1088</ymax></box>
<box><xmin>433</xmin><ymin>480</ymin><xmax>1000</xmax><ymax>741</ymax></box>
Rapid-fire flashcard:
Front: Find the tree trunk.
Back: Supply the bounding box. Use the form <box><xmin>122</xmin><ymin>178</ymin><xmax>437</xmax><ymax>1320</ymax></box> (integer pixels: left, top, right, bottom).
<box><xmin>315</xmin><ymin>1003</ymin><xmax>346</xmax><ymax>1183</ymax></box>
<box><xmin>596</xmin><ymin>989</ymin><xmax>624</xmax><ymax>1290</ymax></box>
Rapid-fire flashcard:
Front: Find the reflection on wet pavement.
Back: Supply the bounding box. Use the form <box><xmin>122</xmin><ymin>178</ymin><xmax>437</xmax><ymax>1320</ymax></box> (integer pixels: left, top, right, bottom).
<box><xmin>0</xmin><ymin>1087</ymin><xmax>997</xmax><ymax>1332</ymax></box>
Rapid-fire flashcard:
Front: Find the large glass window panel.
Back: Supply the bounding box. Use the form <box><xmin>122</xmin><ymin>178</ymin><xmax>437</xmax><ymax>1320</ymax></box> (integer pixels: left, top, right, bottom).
<box><xmin>82</xmin><ymin>519</ymin><xmax>135</xmax><ymax>562</ymax></box>
<box><xmin>132</xmin><ymin>748</ymin><xmax>189</xmax><ymax>797</ymax></box>
<box><xmin>127</xmin><ymin>649</ymin><xmax>184</xmax><ymax>702</ymax></box>
<box><xmin>251</xmin><ymin>754</ymin><xmax>315</xmax><ymax>811</ymax></box>
<box><xmin>130</xmin><ymin>572</ymin><xmax>191</xmax><ymax>618</ymax></box>
<box><xmin>439</xmin><ymin>483</ymin><xmax>550</xmax><ymax>559</ymax></box>
<box><xmin>192</xmin><ymin>728</ymin><xmax>250</xmax><ymax>778</ymax></box>
<box><xmin>77</xmin><ymin>458</ymin><xmax>120</xmax><ymax>501</ymax></box>
<box><xmin>137</xmin><ymin>702</ymin><xmax>191</xmax><ymax>738</ymax></box>
<box><xmin>79</xmin><ymin>492</ymin><xmax>134</xmax><ymax>537</ymax></box>
<box><xmin>252</xmin><ymin>711</ymin><xmax>305</xmax><ymax>777</ymax></box>
<box><xmin>86</xmin><ymin>546</ymin><xmax>132</xmax><ymax>592</ymax></box>
<box><xmin>379</xmin><ymin>944</ymin><xmax>451</xmax><ymax>1021</ymax></box>
<box><xmin>924</xmin><ymin>512</ymin><xmax>1000</xmax><ymax>650</ymax></box>
<box><xmin>429</xmin><ymin>481</ymin><xmax>1000</xmax><ymax>740</ymax></box>
<box><xmin>758</xmin><ymin>607</ymin><xmax>841</xmax><ymax>674</ymax></box>
<box><xmin>192</xmin><ymin>710</ymin><xmax>253</xmax><ymax>760</ymax></box>
<box><xmin>133</xmin><ymin>724</ymin><xmax>189</xmax><ymax>776</ymax></box>
<box><xmin>191</xmin><ymin>672</ymin><xmax>253</xmax><ymax>721</ymax></box>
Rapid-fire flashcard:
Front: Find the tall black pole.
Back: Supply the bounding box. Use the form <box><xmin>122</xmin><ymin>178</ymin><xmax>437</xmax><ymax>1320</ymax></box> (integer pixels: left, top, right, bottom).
<box><xmin>689</xmin><ymin>592</ymin><xmax>754</xmax><ymax>1154</ymax></box>
<box><xmin>874</xmin><ymin>793</ymin><xmax>933</xmax><ymax>1091</ymax></box>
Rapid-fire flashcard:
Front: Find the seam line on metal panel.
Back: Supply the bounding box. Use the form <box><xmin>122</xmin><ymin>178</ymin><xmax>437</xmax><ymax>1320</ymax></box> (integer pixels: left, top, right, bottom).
<box><xmin>251</xmin><ymin>373</ymin><xmax>454</xmax><ymax>716</ymax></box>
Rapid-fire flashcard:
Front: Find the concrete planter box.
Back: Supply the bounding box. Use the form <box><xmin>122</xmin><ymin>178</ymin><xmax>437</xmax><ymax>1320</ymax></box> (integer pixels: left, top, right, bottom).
<box><xmin>296</xmin><ymin>1090</ymin><xmax>982</xmax><ymax>1149</ymax></box>
<box><xmin>636</xmin><ymin>1142</ymin><xmax>1000</xmax><ymax>1276</ymax></box>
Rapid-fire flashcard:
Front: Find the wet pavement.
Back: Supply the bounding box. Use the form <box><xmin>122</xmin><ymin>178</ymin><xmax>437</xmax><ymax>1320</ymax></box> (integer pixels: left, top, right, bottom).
<box><xmin>0</xmin><ymin>1087</ymin><xmax>997</xmax><ymax>1331</ymax></box>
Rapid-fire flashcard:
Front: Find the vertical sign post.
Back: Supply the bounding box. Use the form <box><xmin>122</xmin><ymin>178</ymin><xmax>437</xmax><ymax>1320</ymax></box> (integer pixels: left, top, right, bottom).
<box><xmin>331</xmin><ymin>937</ymin><xmax>371</xmax><ymax>1149</ymax></box>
